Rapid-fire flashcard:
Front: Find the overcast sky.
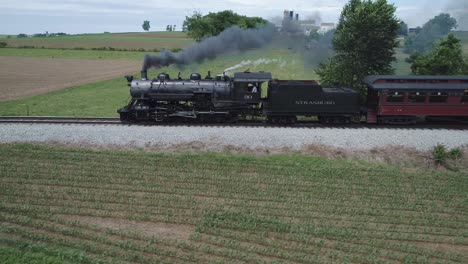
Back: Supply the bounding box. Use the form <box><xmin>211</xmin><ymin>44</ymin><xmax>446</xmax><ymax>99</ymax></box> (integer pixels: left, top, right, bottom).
<box><xmin>0</xmin><ymin>0</ymin><xmax>461</xmax><ymax>34</ymax></box>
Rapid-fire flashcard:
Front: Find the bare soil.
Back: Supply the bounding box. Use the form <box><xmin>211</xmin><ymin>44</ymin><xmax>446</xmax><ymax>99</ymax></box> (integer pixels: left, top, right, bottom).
<box><xmin>61</xmin><ymin>215</ymin><xmax>193</xmax><ymax>241</ymax></box>
<box><xmin>0</xmin><ymin>56</ymin><xmax>140</xmax><ymax>101</ymax></box>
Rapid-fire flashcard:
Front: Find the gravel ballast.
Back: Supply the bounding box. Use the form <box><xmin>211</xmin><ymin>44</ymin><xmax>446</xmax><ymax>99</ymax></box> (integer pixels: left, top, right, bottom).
<box><xmin>0</xmin><ymin>123</ymin><xmax>467</xmax><ymax>151</ymax></box>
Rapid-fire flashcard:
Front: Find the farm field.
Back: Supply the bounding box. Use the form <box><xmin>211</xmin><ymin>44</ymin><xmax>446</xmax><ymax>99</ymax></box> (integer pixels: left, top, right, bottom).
<box><xmin>0</xmin><ymin>48</ymin><xmax>315</xmax><ymax>116</ymax></box>
<box><xmin>2</xmin><ymin>32</ymin><xmax>193</xmax><ymax>50</ymax></box>
<box><xmin>0</xmin><ymin>143</ymin><xmax>467</xmax><ymax>263</ymax></box>
<box><xmin>0</xmin><ymin>57</ymin><xmax>140</xmax><ymax>101</ymax></box>
<box><xmin>0</xmin><ymin>48</ymin><xmax>147</xmax><ymax>60</ymax></box>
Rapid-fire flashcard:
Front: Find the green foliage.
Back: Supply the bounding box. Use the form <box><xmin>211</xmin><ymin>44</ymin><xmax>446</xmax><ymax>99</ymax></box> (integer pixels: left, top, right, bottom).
<box><xmin>0</xmin><ymin>42</ymin><xmax>7</xmax><ymax>48</ymax></box>
<box><xmin>432</xmin><ymin>144</ymin><xmax>463</xmax><ymax>165</ymax></box>
<box><xmin>17</xmin><ymin>33</ymin><xmax>28</xmax><ymax>38</ymax></box>
<box><xmin>410</xmin><ymin>34</ymin><xmax>467</xmax><ymax>75</ymax></box>
<box><xmin>398</xmin><ymin>21</ymin><xmax>408</xmax><ymax>36</ymax></box>
<box><xmin>166</xmin><ymin>25</ymin><xmax>176</xmax><ymax>32</ymax></box>
<box><xmin>448</xmin><ymin>148</ymin><xmax>463</xmax><ymax>160</ymax></box>
<box><xmin>182</xmin><ymin>10</ymin><xmax>267</xmax><ymax>41</ymax></box>
<box><xmin>142</xmin><ymin>20</ymin><xmax>150</xmax><ymax>31</ymax></box>
<box><xmin>432</xmin><ymin>144</ymin><xmax>448</xmax><ymax>164</ymax></box>
<box><xmin>317</xmin><ymin>0</ymin><xmax>399</xmax><ymax>95</ymax></box>
<box><xmin>404</xmin><ymin>13</ymin><xmax>458</xmax><ymax>54</ymax></box>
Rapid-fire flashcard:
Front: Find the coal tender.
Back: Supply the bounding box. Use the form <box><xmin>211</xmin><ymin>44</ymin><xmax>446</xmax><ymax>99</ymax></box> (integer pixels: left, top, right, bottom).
<box><xmin>264</xmin><ymin>79</ymin><xmax>360</xmax><ymax>124</ymax></box>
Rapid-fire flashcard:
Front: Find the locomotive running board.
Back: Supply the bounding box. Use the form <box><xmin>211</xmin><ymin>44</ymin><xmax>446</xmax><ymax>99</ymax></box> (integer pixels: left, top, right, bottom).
<box><xmin>169</xmin><ymin>111</ymin><xmax>230</xmax><ymax>118</ymax></box>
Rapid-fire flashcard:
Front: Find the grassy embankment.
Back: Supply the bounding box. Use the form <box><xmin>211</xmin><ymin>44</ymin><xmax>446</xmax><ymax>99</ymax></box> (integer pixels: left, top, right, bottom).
<box><xmin>0</xmin><ymin>47</ymin><xmax>314</xmax><ymax>117</ymax></box>
<box><xmin>0</xmin><ymin>143</ymin><xmax>467</xmax><ymax>263</ymax></box>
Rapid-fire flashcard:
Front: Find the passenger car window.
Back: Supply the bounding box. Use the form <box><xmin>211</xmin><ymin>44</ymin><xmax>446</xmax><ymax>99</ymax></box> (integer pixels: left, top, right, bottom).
<box><xmin>408</xmin><ymin>92</ymin><xmax>426</xmax><ymax>103</ymax></box>
<box><xmin>462</xmin><ymin>91</ymin><xmax>468</xmax><ymax>103</ymax></box>
<box><xmin>386</xmin><ymin>91</ymin><xmax>405</xmax><ymax>102</ymax></box>
<box><xmin>429</xmin><ymin>92</ymin><xmax>448</xmax><ymax>103</ymax></box>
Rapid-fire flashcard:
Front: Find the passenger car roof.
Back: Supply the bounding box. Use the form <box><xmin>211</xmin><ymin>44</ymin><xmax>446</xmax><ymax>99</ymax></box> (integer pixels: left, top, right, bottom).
<box><xmin>363</xmin><ymin>75</ymin><xmax>468</xmax><ymax>90</ymax></box>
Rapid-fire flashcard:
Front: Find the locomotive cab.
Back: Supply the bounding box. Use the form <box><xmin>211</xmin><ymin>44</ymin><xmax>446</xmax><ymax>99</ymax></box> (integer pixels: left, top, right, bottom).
<box><xmin>233</xmin><ymin>71</ymin><xmax>272</xmax><ymax>104</ymax></box>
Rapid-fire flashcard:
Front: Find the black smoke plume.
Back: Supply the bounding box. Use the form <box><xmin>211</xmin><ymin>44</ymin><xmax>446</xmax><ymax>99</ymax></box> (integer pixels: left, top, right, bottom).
<box><xmin>446</xmin><ymin>1</ymin><xmax>468</xmax><ymax>31</ymax></box>
<box><xmin>142</xmin><ymin>24</ymin><xmax>276</xmax><ymax>71</ymax></box>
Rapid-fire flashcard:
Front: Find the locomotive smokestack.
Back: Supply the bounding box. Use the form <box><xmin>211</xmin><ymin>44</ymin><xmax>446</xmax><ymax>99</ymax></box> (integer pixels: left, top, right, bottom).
<box><xmin>141</xmin><ymin>70</ymin><xmax>147</xmax><ymax>80</ymax></box>
<box><xmin>290</xmin><ymin>11</ymin><xmax>294</xmax><ymax>20</ymax></box>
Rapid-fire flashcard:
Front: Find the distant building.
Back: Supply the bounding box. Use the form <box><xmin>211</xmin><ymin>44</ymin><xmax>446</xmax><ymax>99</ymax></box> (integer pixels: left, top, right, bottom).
<box><xmin>299</xmin><ymin>20</ymin><xmax>318</xmax><ymax>36</ymax></box>
<box><xmin>408</xmin><ymin>28</ymin><xmax>420</xmax><ymax>34</ymax></box>
<box><xmin>280</xmin><ymin>10</ymin><xmax>335</xmax><ymax>36</ymax></box>
<box><xmin>317</xmin><ymin>23</ymin><xmax>336</xmax><ymax>34</ymax></box>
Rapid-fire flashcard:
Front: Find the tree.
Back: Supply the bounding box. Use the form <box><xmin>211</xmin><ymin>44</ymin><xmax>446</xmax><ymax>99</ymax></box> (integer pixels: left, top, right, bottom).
<box><xmin>404</xmin><ymin>13</ymin><xmax>457</xmax><ymax>54</ymax></box>
<box><xmin>142</xmin><ymin>20</ymin><xmax>150</xmax><ymax>31</ymax></box>
<box><xmin>173</xmin><ymin>25</ymin><xmax>176</xmax><ymax>31</ymax></box>
<box><xmin>316</xmin><ymin>0</ymin><xmax>400</xmax><ymax>96</ymax></box>
<box><xmin>398</xmin><ymin>21</ymin><xmax>408</xmax><ymax>36</ymax></box>
<box><xmin>410</xmin><ymin>34</ymin><xmax>467</xmax><ymax>75</ymax></box>
<box><xmin>182</xmin><ymin>10</ymin><xmax>267</xmax><ymax>41</ymax></box>
<box><xmin>166</xmin><ymin>25</ymin><xmax>173</xmax><ymax>32</ymax></box>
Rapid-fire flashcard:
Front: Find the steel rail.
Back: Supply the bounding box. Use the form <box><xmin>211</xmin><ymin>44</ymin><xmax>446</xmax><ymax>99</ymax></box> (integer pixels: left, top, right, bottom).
<box><xmin>0</xmin><ymin>116</ymin><xmax>466</xmax><ymax>130</ymax></box>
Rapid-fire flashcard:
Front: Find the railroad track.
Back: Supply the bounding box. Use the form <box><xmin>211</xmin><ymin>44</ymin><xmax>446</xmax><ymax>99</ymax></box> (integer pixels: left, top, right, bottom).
<box><xmin>0</xmin><ymin>116</ymin><xmax>467</xmax><ymax>130</ymax></box>
<box><xmin>0</xmin><ymin>116</ymin><xmax>121</xmax><ymax>125</ymax></box>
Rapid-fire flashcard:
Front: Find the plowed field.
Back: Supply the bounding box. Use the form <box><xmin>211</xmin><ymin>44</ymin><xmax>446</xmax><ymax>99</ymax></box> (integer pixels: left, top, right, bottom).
<box><xmin>0</xmin><ymin>57</ymin><xmax>140</xmax><ymax>101</ymax></box>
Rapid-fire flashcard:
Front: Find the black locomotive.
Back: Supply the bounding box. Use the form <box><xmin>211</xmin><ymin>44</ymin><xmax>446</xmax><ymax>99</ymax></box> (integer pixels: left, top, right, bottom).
<box><xmin>117</xmin><ymin>71</ymin><xmax>360</xmax><ymax>123</ymax></box>
<box><xmin>118</xmin><ymin>70</ymin><xmax>360</xmax><ymax>124</ymax></box>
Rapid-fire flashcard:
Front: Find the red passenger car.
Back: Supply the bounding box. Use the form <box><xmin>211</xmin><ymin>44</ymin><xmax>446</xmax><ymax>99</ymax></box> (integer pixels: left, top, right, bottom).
<box><xmin>363</xmin><ymin>75</ymin><xmax>468</xmax><ymax>124</ymax></box>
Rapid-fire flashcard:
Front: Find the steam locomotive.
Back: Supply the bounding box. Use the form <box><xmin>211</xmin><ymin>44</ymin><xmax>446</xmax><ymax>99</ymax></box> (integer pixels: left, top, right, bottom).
<box><xmin>118</xmin><ymin>70</ymin><xmax>360</xmax><ymax>124</ymax></box>
<box><xmin>118</xmin><ymin>70</ymin><xmax>468</xmax><ymax>124</ymax></box>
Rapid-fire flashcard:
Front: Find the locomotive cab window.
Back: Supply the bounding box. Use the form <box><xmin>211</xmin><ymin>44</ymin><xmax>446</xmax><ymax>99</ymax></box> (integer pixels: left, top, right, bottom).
<box><xmin>386</xmin><ymin>91</ymin><xmax>405</xmax><ymax>102</ymax></box>
<box><xmin>429</xmin><ymin>92</ymin><xmax>448</xmax><ymax>103</ymax></box>
<box><xmin>408</xmin><ymin>92</ymin><xmax>426</xmax><ymax>103</ymax></box>
<box><xmin>462</xmin><ymin>91</ymin><xmax>468</xmax><ymax>103</ymax></box>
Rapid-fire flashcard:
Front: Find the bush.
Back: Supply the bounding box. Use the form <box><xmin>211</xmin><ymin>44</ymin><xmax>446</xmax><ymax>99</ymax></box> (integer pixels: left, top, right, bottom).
<box><xmin>17</xmin><ymin>33</ymin><xmax>28</xmax><ymax>38</ymax></box>
<box><xmin>171</xmin><ymin>48</ymin><xmax>182</xmax><ymax>52</ymax></box>
<box><xmin>432</xmin><ymin>144</ymin><xmax>447</xmax><ymax>164</ymax></box>
<box><xmin>0</xmin><ymin>42</ymin><xmax>7</xmax><ymax>48</ymax></box>
<box><xmin>432</xmin><ymin>144</ymin><xmax>464</xmax><ymax>166</ymax></box>
<box><xmin>449</xmin><ymin>148</ymin><xmax>462</xmax><ymax>160</ymax></box>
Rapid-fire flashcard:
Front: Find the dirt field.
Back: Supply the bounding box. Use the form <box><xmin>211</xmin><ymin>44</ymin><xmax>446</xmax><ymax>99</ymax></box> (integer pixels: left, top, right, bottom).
<box><xmin>0</xmin><ymin>57</ymin><xmax>140</xmax><ymax>101</ymax></box>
